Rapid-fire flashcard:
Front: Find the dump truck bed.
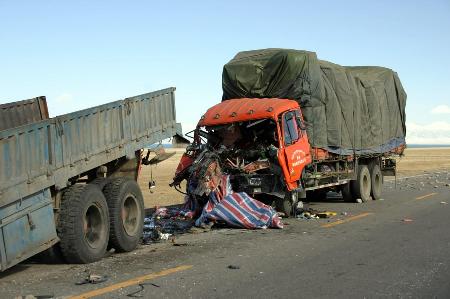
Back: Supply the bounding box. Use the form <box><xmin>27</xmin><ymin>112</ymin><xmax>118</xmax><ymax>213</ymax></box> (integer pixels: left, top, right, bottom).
<box><xmin>0</xmin><ymin>87</ymin><xmax>178</xmax><ymax>270</ymax></box>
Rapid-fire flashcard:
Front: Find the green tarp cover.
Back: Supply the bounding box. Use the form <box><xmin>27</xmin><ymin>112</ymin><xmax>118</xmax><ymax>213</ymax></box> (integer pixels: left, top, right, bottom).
<box><xmin>222</xmin><ymin>49</ymin><xmax>406</xmax><ymax>155</ymax></box>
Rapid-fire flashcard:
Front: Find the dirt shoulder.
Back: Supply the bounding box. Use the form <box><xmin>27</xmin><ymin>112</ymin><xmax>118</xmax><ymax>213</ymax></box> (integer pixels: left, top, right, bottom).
<box><xmin>395</xmin><ymin>147</ymin><xmax>450</xmax><ymax>177</ymax></box>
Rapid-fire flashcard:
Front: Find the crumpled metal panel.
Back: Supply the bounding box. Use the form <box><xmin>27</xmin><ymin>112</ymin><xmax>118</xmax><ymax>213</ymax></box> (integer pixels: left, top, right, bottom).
<box><xmin>0</xmin><ymin>96</ymin><xmax>49</xmax><ymax>131</ymax></box>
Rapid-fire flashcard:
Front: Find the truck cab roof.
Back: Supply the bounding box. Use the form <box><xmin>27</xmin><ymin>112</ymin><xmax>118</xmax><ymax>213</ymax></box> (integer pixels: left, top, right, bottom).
<box><xmin>198</xmin><ymin>98</ymin><xmax>299</xmax><ymax>127</ymax></box>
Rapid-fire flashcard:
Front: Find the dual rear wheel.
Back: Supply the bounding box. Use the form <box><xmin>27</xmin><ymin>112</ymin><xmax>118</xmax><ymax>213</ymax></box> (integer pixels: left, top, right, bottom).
<box><xmin>57</xmin><ymin>177</ymin><xmax>144</xmax><ymax>263</ymax></box>
<box><xmin>342</xmin><ymin>161</ymin><xmax>383</xmax><ymax>202</ymax></box>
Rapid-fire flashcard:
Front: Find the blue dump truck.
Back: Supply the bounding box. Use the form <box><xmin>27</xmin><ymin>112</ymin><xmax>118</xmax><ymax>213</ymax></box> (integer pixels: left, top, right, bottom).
<box><xmin>0</xmin><ymin>88</ymin><xmax>179</xmax><ymax>271</ymax></box>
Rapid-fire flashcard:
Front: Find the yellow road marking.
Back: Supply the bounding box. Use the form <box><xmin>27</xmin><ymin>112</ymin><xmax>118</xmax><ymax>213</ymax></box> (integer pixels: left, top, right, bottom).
<box><xmin>415</xmin><ymin>193</ymin><xmax>437</xmax><ymax>200</ymax></box>
<box><xmin>69</xmin><ymin>265</ymin><xmax>193</xmax><ymax>299</ymax></box>
<box><xmin>321</xmin><ymin>212</ymin><xmax>373</xmax><ymax>228</ymax></box>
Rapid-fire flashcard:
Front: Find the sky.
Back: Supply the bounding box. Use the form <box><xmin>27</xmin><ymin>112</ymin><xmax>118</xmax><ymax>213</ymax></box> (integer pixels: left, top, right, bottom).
<box><xmin>1</xmin><ymin>0</ymin><xmax>449</xmax><ymax>144</ymax></box>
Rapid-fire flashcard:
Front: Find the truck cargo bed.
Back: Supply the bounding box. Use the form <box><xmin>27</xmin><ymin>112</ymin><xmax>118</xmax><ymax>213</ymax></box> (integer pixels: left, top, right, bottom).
<box><xmin>0</xmin><ymin>87</ymin><xmax>178</xmax><ymax>270</ymax></box>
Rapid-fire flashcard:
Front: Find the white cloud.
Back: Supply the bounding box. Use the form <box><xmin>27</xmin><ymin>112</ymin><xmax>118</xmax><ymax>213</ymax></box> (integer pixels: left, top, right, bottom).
<box><xmin>55</xmin><ymin>93</ymin><xmax>73</xmax><ymax>103</ymax></box>
<box><xmin>406</xmin><ymin>121</ymin><xmax>450</xmax><ymax>144</ymax></box>
<box><xmin>431</xmin><ymin>105</ymin><xmax>450</xmax><ymax>114</ymax></box>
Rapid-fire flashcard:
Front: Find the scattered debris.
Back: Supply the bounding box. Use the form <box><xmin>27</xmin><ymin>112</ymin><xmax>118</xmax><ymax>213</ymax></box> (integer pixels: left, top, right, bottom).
<box><xmin>227</xmin><ymin>265</ymin><xmax>240</xmax><ymax>270</ymax></box>
<box><xmin>127</xmin><ymin>283</ymin><xmax>161</xmax><ymax>297</ymax></box>
<box><xmin>297</xmin><ymin>211</ymin><xmax>319</xmax><ymax>219</ymax></box>
<box><xmin>159</xmin><ymin>233</ymin><xmax>172</xmax><ymax>240</ymax></box>
<box><xmin>296</xmin><ymin>207</ymin><xmax>337</xmax><ymax>220</ymax></box>
<box><xmin>316</xmin><ymin>211</ymin><xmax>337</xmax><ymax>218</ymax></box>
<box><xmin>142</xmin><ymin>208</ymin><xmax>193</xmax><ymax>245</ymax></box>
<box><xmin>75</xmin><ymin>274</ymin><xmax>108</xmax><ymax>285</ymax></box>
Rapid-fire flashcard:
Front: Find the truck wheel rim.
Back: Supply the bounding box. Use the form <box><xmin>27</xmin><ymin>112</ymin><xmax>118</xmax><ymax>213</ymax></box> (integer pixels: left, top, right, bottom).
<box><xmin>122</xmin><ymin>194</ymin><xmax>140</xmax><ymax>236</ymax></box>
<box><xmin>83</xmin><ymin>204</ymin><xmax>105</xmax><ymax>249</ymax></box>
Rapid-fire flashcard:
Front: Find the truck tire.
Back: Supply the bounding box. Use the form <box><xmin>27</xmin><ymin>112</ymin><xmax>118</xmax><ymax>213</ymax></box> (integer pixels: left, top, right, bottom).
<box><xmin>103</xmin><ymin>178</ymin><xmax>144</xmax><ymax>252</ymax></box>
<box><xmin>276</xmin><ymin>191</ymin><xmax>298</xmax><ymax>217</ymax></box>
<box><xmin>351</xmin><ymin>165</ymin><xmax>372</xmax><ymax>202</ymax></box>
<box><xmin>369</xmin><ymin>163</ymin><xmax>383</xmax><ymax>200</ymax></box>
<box><xmin>341</xmin><ymin>182</ymin><xmax>354</xmax><ymax>202</ymax></box>
<box><xmin>58</xmin><ymin>184</ymin><xmax>110</xmax><ymax>263</ymax></box>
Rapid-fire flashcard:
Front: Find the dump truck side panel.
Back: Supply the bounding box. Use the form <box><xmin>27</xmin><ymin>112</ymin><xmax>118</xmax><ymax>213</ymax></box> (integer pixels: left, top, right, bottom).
<box><xmin>0</xmin><ymin>188</ymin><xmax>58</xmax><ymax>271</ymax></box>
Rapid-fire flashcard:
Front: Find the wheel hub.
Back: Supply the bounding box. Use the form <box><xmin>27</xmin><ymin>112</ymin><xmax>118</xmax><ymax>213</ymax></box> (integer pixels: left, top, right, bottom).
<box><xmin>122</xmin><ymin>194</ymin><xmax>140</xmax><ymax>236</ymax></box>
<box><xmin>83</xmin><ymin>203</ymin><xmax>105</xmax><ymax>249</ymax></box>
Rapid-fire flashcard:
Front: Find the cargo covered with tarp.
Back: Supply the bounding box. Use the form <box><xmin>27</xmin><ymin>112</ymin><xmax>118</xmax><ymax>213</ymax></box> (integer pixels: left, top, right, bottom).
<box><xmin>222</xmin><ymin>49</ymin><xmax>406</xmax><ymax>155</ymax></box>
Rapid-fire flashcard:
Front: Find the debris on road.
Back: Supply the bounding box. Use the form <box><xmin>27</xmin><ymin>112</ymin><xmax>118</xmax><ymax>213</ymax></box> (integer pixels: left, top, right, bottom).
<box><xmin>402</xmin><ymin>218</ymin><xmax>414</xmax><ymax>223</ymax></box>
<box><xmin>440</xmin><ymin>201</ymin><xmax>448</xmax><ymax>205</ymax></box>
<box><xmin>75</xmin><ymin>274</ymin><xmax>109</xmax><ymax>285</ymax></box>
<box><xmin>127</xmin><ymin>282</ymin><xmax>161</xmax><ymax>298</ymax></box>
<box><xmin>295</xmin><ymin>206</ymin><xmax>337</xmax><ymax>220</ymax></box>
<box><xmin>142</xmin><ymin>177</ymin><xmax>283</xmax><ymax>244</ymax></box>
<box><xmin>316</xmin><ymin>211</ymin><xmax>337</xmax><ymax>218</ymax></box>
<box><xmin>227</xmin><ymin>265</ymin><xmax>240</xmax><ymax>270</ymax></box>
<box><xmin>142</xmin><ymin>208</ymin><xmax>193</xmax><ymax>244</ymax></box>
<box><xmin>297</xmin><ymin>211</ymin><xmax>319</xmax><ymax>220</ymax></box>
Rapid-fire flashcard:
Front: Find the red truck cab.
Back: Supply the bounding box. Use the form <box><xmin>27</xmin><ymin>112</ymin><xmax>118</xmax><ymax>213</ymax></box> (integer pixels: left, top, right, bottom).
<box><xmin>198</xmin><ymin>98</ymin><xmax>312</xmax><ymax>190</ymax></box>
<box><xmin>172</xmin><ymin>98</ymin><xmax>312</xmax><ymax>215</ymax></box>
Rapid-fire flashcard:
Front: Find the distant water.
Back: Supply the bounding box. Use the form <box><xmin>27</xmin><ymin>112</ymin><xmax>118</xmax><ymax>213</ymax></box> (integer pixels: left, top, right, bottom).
<box><xmin>407</xmin><ymin>144</ymin><xmax>450</xmax><ymax>148</ymax></box>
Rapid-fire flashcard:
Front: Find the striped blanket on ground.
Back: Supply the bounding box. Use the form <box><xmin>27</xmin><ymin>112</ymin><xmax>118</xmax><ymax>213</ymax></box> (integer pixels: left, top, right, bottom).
<box><xmin>194</xmin><ymin>176</ymin><xmax>283</xmax><ymax>229</ymax></box>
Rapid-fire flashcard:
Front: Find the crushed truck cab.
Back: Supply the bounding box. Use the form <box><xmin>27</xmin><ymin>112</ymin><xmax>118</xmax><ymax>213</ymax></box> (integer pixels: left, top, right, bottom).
<box><xmin>199</xmin><ymin>98</ymin><xmax>312</xmax><ymax>192</ymax></box>
<box><xmin>172</xmin><ymin>98</ymin><xmax>313</xmax><ymax>215</ymax></box>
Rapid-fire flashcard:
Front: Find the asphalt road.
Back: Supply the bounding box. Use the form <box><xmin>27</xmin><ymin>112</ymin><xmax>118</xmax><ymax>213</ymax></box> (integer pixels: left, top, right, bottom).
<box><xmin>1</xmin><ymin>170</ymin><xmax>450</xmax><ymax>299</ymax></box>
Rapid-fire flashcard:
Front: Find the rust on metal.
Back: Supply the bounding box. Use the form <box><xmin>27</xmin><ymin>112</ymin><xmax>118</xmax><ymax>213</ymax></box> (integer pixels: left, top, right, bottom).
<box><xmin>0</xmin><ymin>96</ymin><xmax>49</xmax><ymax>131</ymax></box>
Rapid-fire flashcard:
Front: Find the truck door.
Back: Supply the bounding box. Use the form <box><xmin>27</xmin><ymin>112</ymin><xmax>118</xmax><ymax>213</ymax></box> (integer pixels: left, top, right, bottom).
<box><xmin>281</xmin><ymin>110</ymin><xmax>311</xmax><ymax>188</ymax></box>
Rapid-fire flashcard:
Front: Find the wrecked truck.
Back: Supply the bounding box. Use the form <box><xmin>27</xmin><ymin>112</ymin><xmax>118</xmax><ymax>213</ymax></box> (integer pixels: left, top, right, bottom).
<box><xmin>0</xmin><ymin>88</ymin><xmax>179</xmax><ymax>271</ymax></box>
<box><xmin>172</xmin><ymin>49</ymin><xmax>406</xmax><ymax>217</ymax></box>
